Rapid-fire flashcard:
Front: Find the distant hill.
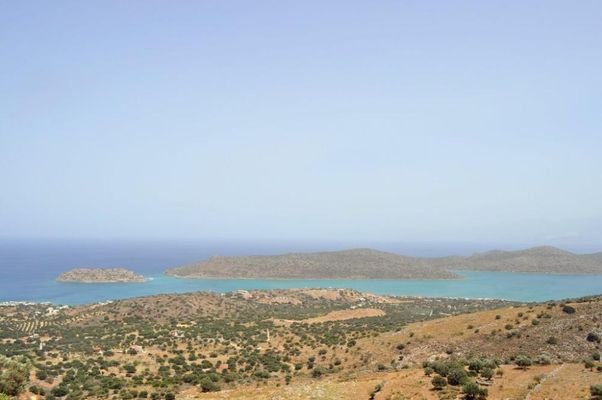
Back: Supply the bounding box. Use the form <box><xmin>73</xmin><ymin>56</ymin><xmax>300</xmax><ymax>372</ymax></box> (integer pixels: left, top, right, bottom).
<box><xmin>165</xmin><ymin>248</ymin><xmax>459</xmax><ymax>279</ymax></box>
<box><xmin>432</xmin><ymin>246</ymin><xmax>602</xmax><ymax>274</ymax></box>
<box><xmin>165</xmin><ymin>246</ymin><xmax>602</xmax><ymax>279</ymax></box>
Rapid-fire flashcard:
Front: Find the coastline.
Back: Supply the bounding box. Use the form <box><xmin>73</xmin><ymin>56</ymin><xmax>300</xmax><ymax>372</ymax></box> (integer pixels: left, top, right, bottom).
<box><xmin>6</xmin><ymin>271</ymin><xmax>602</xmax><ymax>306</ymax></box>
<box><xmin>57</xmin><ymin>278</ymin><xmax>148</xmax><ymax>284</ymax></box>
<box><xmin>164</xmin><ymin>273</ymin><xmax>463</xmax><ymax>281</ymax></box>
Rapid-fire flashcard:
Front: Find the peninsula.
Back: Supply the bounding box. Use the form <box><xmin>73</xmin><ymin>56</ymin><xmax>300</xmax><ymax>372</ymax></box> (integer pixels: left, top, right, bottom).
<box><xmin>57</xmin><ymin>268</ymin><xmax>145</xmax><ymax>283</ymax></box>
<box><xmin>166</xmin><ymin>246</ymin><xmax>602</xmax><ymax>279</ymax></box>
<box><xmin>166</xmin><ymin>248</ymin><xmax>459</xmax><ymax>279</ymax></box>
<box><xmin>432</xmin><ymin>246</ymin><xmax>602</xmax><ymax>274</ymax></box>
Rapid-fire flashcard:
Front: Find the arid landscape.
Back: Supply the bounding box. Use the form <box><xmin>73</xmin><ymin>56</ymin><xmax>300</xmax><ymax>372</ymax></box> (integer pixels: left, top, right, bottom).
<box><xmin>1</xmin><ymin>288</ymin><xmax>600</xmax><ymax>400</ymax></box>
<box><xmin>3</xmin><ymin>1</ymin><xmax>602</xmax><ymax>399</ymax></box>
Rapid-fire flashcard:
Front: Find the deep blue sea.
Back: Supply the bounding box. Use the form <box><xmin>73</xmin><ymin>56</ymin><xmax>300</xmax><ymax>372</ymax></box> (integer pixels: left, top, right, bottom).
<box><xmin>2</xmin><ymin>239</ymin><xmax>602</xmax><ymax>305</ymax></box>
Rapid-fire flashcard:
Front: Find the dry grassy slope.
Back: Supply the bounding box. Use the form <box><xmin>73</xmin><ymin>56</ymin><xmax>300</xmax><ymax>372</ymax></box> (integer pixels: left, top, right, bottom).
<box><xmin>182</xmin><ymin>363</ymin><xmax>599</xmax><ymax>400</ymax></box>
<box><xmin>369</xmin><ymin>297</ymin><xmax>602</xmax><ymax>364</ymax></box>
<box><xmin>5</xmin><ymin>289</ymin><xmax>602</xmax><ymax>400</ymax></box>
<box><xmin>180</xmin><ymin>369</ymin><xmax>440</xmax><ymax>400</ymax></box>
<box><xmin>179</xmin><ymin>295</ymin><xmax>602</xmax><ymax>400</ymax></box>
<box><xmin>59</xmin><ymin>291</ymin><xmax>601</xmax><ymax>366</ymax></box>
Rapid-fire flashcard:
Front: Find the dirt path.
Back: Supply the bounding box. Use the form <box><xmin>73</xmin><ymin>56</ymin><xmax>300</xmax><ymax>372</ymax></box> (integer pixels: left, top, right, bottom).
<box><xmin>274</xmin><ymin>308</ymin><xmax>385</xmax><ymax>325</ymax></box>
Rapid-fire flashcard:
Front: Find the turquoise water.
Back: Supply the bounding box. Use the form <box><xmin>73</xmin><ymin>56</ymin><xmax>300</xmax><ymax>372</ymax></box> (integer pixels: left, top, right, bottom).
<box><xmin>6</xmin><ymin>271</ymin><xmax>602</xmax><ymax>305</ymax></box>
<box><xmin>2</xmin><ymin>239</ymin><xmax>601</xmax><ymax>305</ymax></box>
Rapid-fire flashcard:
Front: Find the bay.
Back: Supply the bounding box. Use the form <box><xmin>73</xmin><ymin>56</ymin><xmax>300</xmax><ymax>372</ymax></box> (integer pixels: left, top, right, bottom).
<box><xmin>2</xmin><ymin>239</ymin><xmax>601</xmax><ymax>305</ymax></box>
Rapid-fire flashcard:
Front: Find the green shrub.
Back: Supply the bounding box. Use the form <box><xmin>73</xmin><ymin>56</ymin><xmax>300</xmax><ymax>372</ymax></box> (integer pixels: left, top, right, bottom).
<box><xmin>311</xmin><ymin>367</ymin><xmax>325</xmax><ymax>378</ymax></box>
<box><xmin>199</xmin><ymin>377</ymin><xmax>220</xmax><ymax>392</ymax></box>
<box><xmin>431</xmin><ymin>375</ymin><xmax>447</xmax><ymax>390</ymax></box>
<box><xmin>562</xmin><ymin>305</ymin><xmax>576</xmax><ymax>314</ymax></box>
<box><xmin>447</xmin><ymin>368</ymin><xmax>469</xmax><ymax>386</ymax></box>
<box><xmin>480</xmin><ymin>367</ymin><xmax>494</xmax><ymax>380</ymax></box>
<box><xmin>591</xmin><ymin>384</ymin><xmax>602</xmax><ymax>399</ymax></box>
<box><xmin>515</xmin><ymin>355</ymin><xmax>532</xmax><ymax>370</ymax></box>
<box><xmin>587</xmin><ymin>332</ymin><xmax>601</xmax><ymax>343</ymax></box>
<box><xmin>462</xmin><ymin>381</ymin><xmax>488</xmax><ymax>400</ymax></box>
<box><xmin>0</xmin><ymin>355</ymin><xmax>31</xmax><ymax>396</ymax></box>
<box><xmin>51</xmin><ymin>385</ymin><xmax>69</xmax><ymax>397</ymax></box>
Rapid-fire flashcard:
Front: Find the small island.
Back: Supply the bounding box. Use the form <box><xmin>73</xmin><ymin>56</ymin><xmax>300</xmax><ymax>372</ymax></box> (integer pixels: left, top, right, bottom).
<box><xmin>57</xmin><ymin>268</ymin><xmax>145</xmax><ymax>283</ymax></box>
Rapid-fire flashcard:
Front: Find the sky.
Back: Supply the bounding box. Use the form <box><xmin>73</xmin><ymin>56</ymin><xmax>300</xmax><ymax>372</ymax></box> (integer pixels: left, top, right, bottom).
<box><xmin>1</xmin><ymin>1</ymin><xmax>601</xmax><ymax>249</ymax></box>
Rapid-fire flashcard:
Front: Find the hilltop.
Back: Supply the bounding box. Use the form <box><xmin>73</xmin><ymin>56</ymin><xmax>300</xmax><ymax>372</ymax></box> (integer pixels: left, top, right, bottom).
<box><xmin>165</xmin><ymin>246</ymin><xmax>602</xmax><ymax>279</ymax></box>
<box><xmin>57</xmin><ymin>267</ymin><xmax>145</xmax><ymax>283</ymax></box>
<box><xmin>165</xmin><ymin>248</ymin><xmax>459</xmax><ymax>279</ymax></box>
<box><xmin>433</xmin><ymin>246</ymin><xmax>602</xmax><ymax>274</ymax></box>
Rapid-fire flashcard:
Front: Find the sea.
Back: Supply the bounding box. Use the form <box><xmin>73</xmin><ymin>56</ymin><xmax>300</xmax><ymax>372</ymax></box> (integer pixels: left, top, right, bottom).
<box><xmin>2</xmin><ymin>239</ymin><xmax>602</xmax><ymax>305</ymax></box>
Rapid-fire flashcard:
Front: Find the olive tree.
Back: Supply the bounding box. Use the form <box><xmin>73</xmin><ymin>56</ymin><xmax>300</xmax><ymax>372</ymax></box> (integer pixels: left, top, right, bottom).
<box><xmin>0</xmin><ymin>355</ymin><xmax>31</xmax><ymax>396</ymax></box>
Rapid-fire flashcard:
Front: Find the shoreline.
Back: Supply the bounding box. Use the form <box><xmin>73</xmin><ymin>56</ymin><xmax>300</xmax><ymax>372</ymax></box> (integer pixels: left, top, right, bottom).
<box><xmin>0</xmin><ymin>289</ymin><xmax>527</xmax><ymax>308</ymax></box>
<box><xmin>6</xmin><ymin>271</ymin><xmax>602</xmax><ymax>306</ymax></box>
<box><xmin>164</xmin><ymin>273</ymin><xmax>463</xmax><ymax>281</ymax></box>
<box><xmin>57</xmin><ymin>279</ymin><xmax>148</xmax><ymax>284</ymax></box>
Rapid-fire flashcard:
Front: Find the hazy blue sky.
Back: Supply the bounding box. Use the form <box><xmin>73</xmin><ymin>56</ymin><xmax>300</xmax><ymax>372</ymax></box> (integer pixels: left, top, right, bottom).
<box><xmin>1</xmin><ymin>1</ymin><xmax>601</xmax><ymax>247</ymax></box>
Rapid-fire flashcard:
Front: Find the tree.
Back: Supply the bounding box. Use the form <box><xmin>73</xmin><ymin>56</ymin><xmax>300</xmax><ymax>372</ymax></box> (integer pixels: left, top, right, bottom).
<box><xmin>35</xmin><ymin>370</ymin><xmax>48</xmax><ymax>381</ymax></box>
<box><xmin>515</xmin><ymin>356</ymin><xmax>532</xmax><ymax>370</ymax></box>
<box><xmin>431</xmin><ymin>375</ymin><xmax>447</xmax><ymax>390</ymax></box>
<box><xmin>463</xmin><ymin>381</ymin><xmax>488</xmax><ymax>400</ymax></box>
<box><xmin>447</xmin><ymin>367</ymin><xmax>469</xmax><ymax>386</ymax></box>
<box><xmin>0</xmin><ymin>355</ymin><xmax>30</xmax><ymax>396</ymax></box>
<box><xmin>199</xmin><ymin>378</ymin><xmax>220</xmax><ymax>392</ymax></box>
<box><xmin>51</xmin><ymin>386</ymin><xmax>69</xmax><ymax>397</ymax></box>
<box><xmin>124</xmin><ymin>364</ymin><xmax>136</xmax><ymax>374</ymax></box>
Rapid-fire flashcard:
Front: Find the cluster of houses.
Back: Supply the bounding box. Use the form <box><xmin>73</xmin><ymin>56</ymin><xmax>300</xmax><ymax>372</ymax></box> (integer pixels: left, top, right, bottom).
<box><xmin>44</xmin><ymin>305</ymin><xmax>69</xmax><ymax>316</ymax></box>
